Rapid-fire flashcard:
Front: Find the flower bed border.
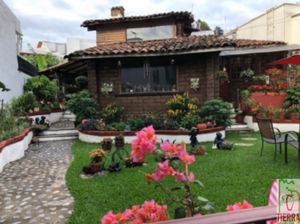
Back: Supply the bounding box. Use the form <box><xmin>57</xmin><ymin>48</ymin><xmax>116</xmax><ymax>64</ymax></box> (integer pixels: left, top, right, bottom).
<box><xmin>0</xmin><ymin>128</ymin><xmax>33</xmax><ymax>173</ymax></box>
<box><xmin>78</xmin><ymin>127</ymin><xmax>225</xmax><ymax>144</ymax></box>
<box><xmin>27</xmin><ymin>109</ymin><xmax>65</xmax><ymax>116</ymax></box>
<box><xmin>244</xmin><ymin>115</ymin><xmax>300</xmax><ymax>132</ymax></box>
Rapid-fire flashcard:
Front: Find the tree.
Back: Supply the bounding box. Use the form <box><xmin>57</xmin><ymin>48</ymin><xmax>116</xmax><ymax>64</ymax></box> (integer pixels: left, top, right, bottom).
<box><xmin>0</xmin><ymin>81</ymin><xmax>9</xmax><ymax>92</ymax></box>
<box><xmin>214</xmin><ymin>26</ymin><xmax>224</xmax><ymax>36</ymax></box>
<box><xmin>196</xmin><ymin>19</ymin><xmax>211</xmax><ymax>31</ymax></box>
<box><xmin>23</xmin><ymin>45</ymin><xmax>60</xmax><ymax>71</ymax></box>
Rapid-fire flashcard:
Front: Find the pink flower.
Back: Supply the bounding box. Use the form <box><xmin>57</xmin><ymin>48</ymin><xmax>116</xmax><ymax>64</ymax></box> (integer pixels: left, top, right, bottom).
<box><xmin>131</xmin><ymin>126</ymin><xmax>157</xmax><ymax>163</ymax></box>
<box><xmin>101</xmin><ymin>211</ymin><xmax>127</xmax><ymax>224</ymax></box>
<box><xmin>101</xmin><ymin>200</ymin><xmax>168</xmax><ymax>224</ymax></box>
<box><xmin>160</xmin><ymin>141</ymin><xmax>182</xmax><ymax>157</ymax></box>
<box><xmin>175</xmin><ymin>172</ymin><xmax>195</xmax><ymax>183</ymax></box>
<box><xmin>226</xmin><ymin>200</ymin><xmax>254</xmax><ymax>212</ymax></box>
<box><xmin>178</xmin><ymin>150</ymin><xmax>195</xmax><ymax>165</ymax></box>
<box><xmin>152</xmin><ymin>160</ymin><xmax>175</xmax><ymax>181</ymax></box>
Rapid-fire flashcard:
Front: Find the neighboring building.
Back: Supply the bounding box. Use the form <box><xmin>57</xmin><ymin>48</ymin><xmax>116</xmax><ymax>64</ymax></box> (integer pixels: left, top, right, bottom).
<box><xmin>44</xmin><ymin>6</ymin><xmax>300</xmax><ymax>114</ymax></box>
<box><xmin>0</xmin><ymin>0</ymin><xmax>37</xmax><ymax>103</ymax></box>
<box><xmin>226</xmin><ymin>3</ymin><xmax>300</xmax><ymax>45</ymax></box>
<box><xmin>26</xmin><ymin>38</ymin><xmax>96</xmax><ymax>58</ymax></box>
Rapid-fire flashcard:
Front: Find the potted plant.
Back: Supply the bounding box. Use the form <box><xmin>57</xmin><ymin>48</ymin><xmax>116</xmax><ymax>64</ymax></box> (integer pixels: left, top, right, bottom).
<box><xmin>82</xmin><ymin>149</ymin><xmax>106</xmax><ymax>175</ymax></box>
<box><xmin>102</xmin><ymin>138</ymin><xmax>112</xmax><ymax>151</ymax></box>
<box><xmin>240</xmin><ymin>68</ymin><xmax>255</xmax><ymax>83</ymax></box>
<box><xmin>279</xmin><ymin>108</ymin><xmax>286</xmax><ymax>120</ymax></box>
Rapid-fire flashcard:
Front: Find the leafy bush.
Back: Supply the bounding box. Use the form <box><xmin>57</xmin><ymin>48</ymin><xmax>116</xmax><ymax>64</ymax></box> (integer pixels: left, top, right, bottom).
<box><xmin>180</xmin><ymin>114</ymin><xmax>200</xmax><ymax>129</ymax></box>
<box><xmin>24</xmin><ymin>75</ymin><xmax>59</xmax><ymax>102</ymax></box>
<box><xmin>200</xmin><ymin>99</ymin><xmax>232</xmax><ymax>127</ymax></box>
<box><xmin>128</xmin><ymin>118</ymin><xmax>146</xmax><ymax>131</ymax></box>
<box><xmin>166</xmin><ymin>93</ymin><xmax>199</xmax><ymax>123</ymax></box>
<box><xmin>111</xmin><ymin>122</ymin><xmax>126</xmax><ymax>131</ymax></box>
<box><xmin>0</xmin><ymin>107</ymin><xmax>30</xmax><ymax>141</ymax></box>
<box><xmin>11</xmin><ymin>93</ymin><xmax>38</xmax><ymax>115</ymax></box>
<box><xmin>101</xmin><ymin>104</ymin><xmax>124</xmax><ymax>124</ymax></box>
<box><xmin>67</xmin><ymin>90</ymin><xmax>99</xmax><ymax>124</ymax></box>
<box><xmin>283</xmin><ymin>87</ymin><xmax>300</xmax><ymax>109</ymax></box>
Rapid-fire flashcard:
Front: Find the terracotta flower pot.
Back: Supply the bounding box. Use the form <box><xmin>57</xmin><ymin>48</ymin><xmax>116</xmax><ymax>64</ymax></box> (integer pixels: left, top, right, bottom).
<box><xmin>197</xmin><ymin>123</ymin><xmax>207</xmax><ymax>130</ymax></box>
<box><xmin>102</xmin><ymin>138</ymin><xmax>112</xmax><ymax>151</ymax></box>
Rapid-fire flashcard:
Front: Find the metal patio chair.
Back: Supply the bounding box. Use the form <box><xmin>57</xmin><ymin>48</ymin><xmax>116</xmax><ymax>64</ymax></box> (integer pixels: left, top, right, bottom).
<box><xmin>284</xmin><ymin>128</ymin><xmax>300</xmax><ymax>170</ymax></box>
<box><xmin>256</xmin><ymin>117</ymin><xmax>294</xmax><ymax>160</ymax></box>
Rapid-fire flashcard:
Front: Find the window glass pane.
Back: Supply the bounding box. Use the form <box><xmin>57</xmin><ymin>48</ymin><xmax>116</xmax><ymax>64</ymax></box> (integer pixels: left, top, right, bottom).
<box><xmin>121</xmin><ymin>63</ymin><xmax>176</xmax><ymax>93</ymax></box>
<box><xmin>127</xmin><ymin>25</ymin><xmax>173</xmax><ymax>41</ymax></box>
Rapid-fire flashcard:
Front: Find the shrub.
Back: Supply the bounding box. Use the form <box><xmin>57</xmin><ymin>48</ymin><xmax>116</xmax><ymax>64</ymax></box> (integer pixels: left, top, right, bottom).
<box><xmin>180</xmin><ymin>114</ymin><xmax>200</xmax><ymax>130</ymax></box>
<box><xmin>24</xmin><ymin>75</ymin><xmax>59</xmax><ymax>102</ymax></box>
<box><xmin>200</xmin><ymin>99</ymin><xmax>232</xmax><ymax>127</ymax></box>
<box><xmin>166</xmin><ymin>93</ymin><xmax>199</xmax><ymax>123</ymax></box>
<box><xmin>67</xmin><ymin>90</ymin><xmax>99</xmax><ymax>124</ymax></box>
<box><xmin>0</xmin><ymin>107</ymin><xmax>30</xmax><ymax>141</ymax></box>
<box><xmin>11</xmin><ymin>93</ymin><xmax>38</xmax><ymax>115</ymax></box>
<box><xmin>101</xmin><ymin>104</ymin><xmax>124</xmax><ymax>124</ymax></box>
<box><xmin>283</xmin><ymin>87</ymin><xmax>300</xmax><ymax>109</ymax></box>
<box><xmin>128</xmin><ymin>118</ymin><xmax>146</xmax><ymax>131</ymax></box>
<box><xmin>111</xmin><ymin>122</ymin><xmax>126</xmax><ymax>131</ymax></box>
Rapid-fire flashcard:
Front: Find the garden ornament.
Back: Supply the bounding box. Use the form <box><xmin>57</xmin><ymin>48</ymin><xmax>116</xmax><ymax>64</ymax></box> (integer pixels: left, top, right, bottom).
<box><xmin>213</xmin><ymin>132</ymin><xmax>233</xmax><ymax>150</ymax></box>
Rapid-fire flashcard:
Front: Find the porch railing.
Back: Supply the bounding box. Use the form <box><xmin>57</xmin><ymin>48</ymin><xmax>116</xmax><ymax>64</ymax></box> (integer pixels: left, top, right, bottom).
<box><xmin>159</xmin><ymin>205</ymin><xmax>276</xmax><ymax>224</ymax></box>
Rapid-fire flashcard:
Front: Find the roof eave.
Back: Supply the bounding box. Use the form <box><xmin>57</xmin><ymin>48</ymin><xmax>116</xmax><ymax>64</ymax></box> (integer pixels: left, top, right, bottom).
<box><xmin>67</xmin><ymin>47</ymin><xmax>234</xmax><ymax>60</ymax></box>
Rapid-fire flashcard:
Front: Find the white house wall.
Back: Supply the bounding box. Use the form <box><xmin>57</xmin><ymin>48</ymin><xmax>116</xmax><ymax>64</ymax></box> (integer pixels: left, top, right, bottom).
<box><xmin>0</xmin><ymin>0</ymin><xmax>30</xmax><ymax>104</ymax></box>
<box><xmin>227</xmin><ymin>4</ymin><xmax>300</xmax><ymax>45</ymax></box>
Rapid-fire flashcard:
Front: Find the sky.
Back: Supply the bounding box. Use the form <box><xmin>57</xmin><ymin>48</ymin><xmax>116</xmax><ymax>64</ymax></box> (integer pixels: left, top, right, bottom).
<box><xmin>4</xmin><ymin>0</ymin><xmax>300</xmax><ymax>50</ymax></box>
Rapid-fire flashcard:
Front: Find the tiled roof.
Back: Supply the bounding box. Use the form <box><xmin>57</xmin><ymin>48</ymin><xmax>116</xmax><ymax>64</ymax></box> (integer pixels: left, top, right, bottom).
<box><xmin>66</xmin><ymin>35</ymin><xmax>286</xmax><ymax>58</ymax></box>
<box><xmin>81</xmin><ymin>11</ymin><xmax>193</xmax><ymax>28</ymax></box>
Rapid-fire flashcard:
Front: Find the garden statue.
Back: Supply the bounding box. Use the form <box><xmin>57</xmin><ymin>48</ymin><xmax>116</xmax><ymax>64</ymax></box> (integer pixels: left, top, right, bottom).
<box><xmin>102</xmin><ymin>138</ymin><xmax>112</xmax><ymax>151</ymax></box>
<box><xmin>188</xmin><ymin>127</ymin><xmax>198</xmax><ymax>148</ymax></box>
<box><xmin>213</xmin><ymin>132</ymin><xmax>233</xmax><ymax>150</ymax></box>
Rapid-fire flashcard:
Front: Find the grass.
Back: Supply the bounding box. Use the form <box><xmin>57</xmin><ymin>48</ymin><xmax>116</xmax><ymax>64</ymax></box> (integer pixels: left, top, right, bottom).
<box><xmin>66</xmin><ymin>132</ymin><xmax>300</xmax><ymax>224</ymax></box>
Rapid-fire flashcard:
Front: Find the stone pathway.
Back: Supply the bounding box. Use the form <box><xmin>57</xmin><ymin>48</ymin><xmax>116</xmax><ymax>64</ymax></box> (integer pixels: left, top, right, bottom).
<box><xmin>0</xmin><ymin>141</ymin><xmax>74</xmax><ymax>224</ymax></box>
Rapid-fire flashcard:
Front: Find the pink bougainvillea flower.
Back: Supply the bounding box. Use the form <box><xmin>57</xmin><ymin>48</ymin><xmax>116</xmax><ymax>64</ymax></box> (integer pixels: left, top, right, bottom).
<box><xmin>137</xmin><ymin>200</ymin><xmax>168</xmax><ymax>223</ymax></box>
<box><xmin>175</xmin><ymin>172</ymin><xmax>195</xmax><ymax>183</ymax></box>
<box><xmin>226</xmin><ymin>200</ymin><xmax>254</xmax><ymax>212</ymax></box>
<box><xmin>175</xmin><ymin>172</ymin><xmax>186</xmax><ymax>182</ymax></box>
<box><xmin>131</xmin><ymin>126</ymin><xmax>157</xmax><ymax>163</ymax></box>
<box><xmin>152</xmin><ymin>160</ymin><xmax>175</xmax><ymax>181</ymax></box>
<box><xmin>178</xmin><ymin>150</ymin><xmax>195</xmax><ymax>165</ymax></box>
<box><xmin>160</xmin><ymin>141</ymin><xmax>182</xmax><ymax>157</ymax></box>
<box><xmin>101</xmin><ymin>211</ymin><xmax>127</xmax><ymax>224</ymax></box>
<box><xmin>101</xmin><ymin>200</ymin><xmax>168</xmax><ymax>224</ymax></box>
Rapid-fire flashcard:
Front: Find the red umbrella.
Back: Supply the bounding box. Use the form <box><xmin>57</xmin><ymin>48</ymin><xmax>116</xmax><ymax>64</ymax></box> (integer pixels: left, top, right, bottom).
<box><xmin>271</xmin><ymin>54</ymin><xmax>300</xmax><ymax>65</ymax></box>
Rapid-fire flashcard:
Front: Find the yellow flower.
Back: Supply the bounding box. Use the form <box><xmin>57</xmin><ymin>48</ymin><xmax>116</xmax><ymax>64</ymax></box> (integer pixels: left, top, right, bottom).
<box><xmin>89</xmin><ymin>149</ymin><xmax>106</xmax><ymax>159</ymax></box>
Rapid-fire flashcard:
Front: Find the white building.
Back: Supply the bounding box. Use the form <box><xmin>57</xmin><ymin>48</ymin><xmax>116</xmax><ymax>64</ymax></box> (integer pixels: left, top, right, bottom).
<box><xmin>226</xmin><ymin>3</ymin><xmax>300</xmax><ymax>45</ymax></box>
<box><xmin>0</xmin><ymin>0</ymin><xmax>37</xmax><ymax>103</ymax></box>
<box><xmin>30</xmin><ymin>38</ymin><xmax>96</xmax><ymax>59</ymax></box>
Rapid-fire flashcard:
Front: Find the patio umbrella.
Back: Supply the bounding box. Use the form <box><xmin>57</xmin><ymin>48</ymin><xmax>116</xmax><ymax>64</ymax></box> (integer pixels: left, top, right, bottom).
<box><xmin>271</xmin><ymin>54</ymin><xmax>300</xmax><ymax>65</ymax></box>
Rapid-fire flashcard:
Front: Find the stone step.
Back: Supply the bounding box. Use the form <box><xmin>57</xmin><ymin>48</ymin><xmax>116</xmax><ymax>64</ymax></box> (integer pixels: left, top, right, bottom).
<box><xmin>40</xmin><ymin>129</ymin><xmax>78</xmax><ymax>136</ymax></box>
<box><xmin>63</xmin><ymin>114</ymin><xmax>76</xmax><ymax>119</ymax></box>
<box><xmin>36</xmin><ymin>133</ymin><xmax>78</xmax><ymax>142</ymax></box>
<box><xmin>226</xmin><ymin>124</ymin><xmax>253</xmax><ymax>132</ymax></box>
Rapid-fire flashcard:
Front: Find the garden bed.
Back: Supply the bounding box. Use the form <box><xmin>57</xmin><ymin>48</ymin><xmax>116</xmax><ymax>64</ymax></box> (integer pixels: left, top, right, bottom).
<box><xmin>78</xmin><ymin>127</ymin><xmax>225</xmax><ymax>144</ymax></box>
<box><xmin>0</xmin><ymin>128</ymin><xmax>33</xmax><ymax>172</ymax></box>
<box><xmin>244</xmin><ymin>115</ymin><xmax>300</xmax><ymax>132</ymax></box>
<box><xmin>27</xmin><ymin>109</ymin><xmax>65</xmax><ymax>124</ymax></box>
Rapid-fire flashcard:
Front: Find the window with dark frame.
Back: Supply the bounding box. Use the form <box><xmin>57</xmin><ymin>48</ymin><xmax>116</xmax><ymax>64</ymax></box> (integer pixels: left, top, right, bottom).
<box><xmin>121</xmin><ymin>61</ymin><xmax>176</xmax><ymax>93</ymax></box>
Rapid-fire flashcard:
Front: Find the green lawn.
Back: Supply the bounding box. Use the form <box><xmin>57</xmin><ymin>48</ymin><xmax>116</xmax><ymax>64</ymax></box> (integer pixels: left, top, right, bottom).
<box><xmin>66</xmin><ymin>132</ymin><xmax>300</xmax><ymax>224</ymax></box>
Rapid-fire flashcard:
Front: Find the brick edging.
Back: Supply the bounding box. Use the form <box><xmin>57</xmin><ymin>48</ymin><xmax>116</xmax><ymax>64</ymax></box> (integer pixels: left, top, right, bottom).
<box><xmin>78</xmin><ymin>126</ymin><xmax>225</xmax><ymax>136</ymax></box>
<box><xmin>0</xmin><ymin>128</ymin><xmax>32</xmax><ymax>152</ymax></box>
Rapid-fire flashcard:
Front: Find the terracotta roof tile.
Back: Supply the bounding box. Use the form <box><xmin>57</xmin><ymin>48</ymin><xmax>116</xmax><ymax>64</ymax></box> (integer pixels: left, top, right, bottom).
<box><xmin>66</xmin><ymin>35</ymin><xmax>285</xmax><ymax>58</ymax></box>
<box><xmin>82</xmin><ymin>11</ymin><xmax>193</xmax><ymax>28</ymax></box>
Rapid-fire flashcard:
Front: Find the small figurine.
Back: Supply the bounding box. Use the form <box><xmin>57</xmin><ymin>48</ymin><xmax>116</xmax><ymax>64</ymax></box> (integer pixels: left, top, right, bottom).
<box><xmin>213</xmin><ymin>132</ymin><xmax>233</xmax><ymax>150</ymax></box>
<box><xmin>188</xmin><ymin>127</ymin><xmax>198</xmax><ymax>148</ymax></box>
